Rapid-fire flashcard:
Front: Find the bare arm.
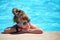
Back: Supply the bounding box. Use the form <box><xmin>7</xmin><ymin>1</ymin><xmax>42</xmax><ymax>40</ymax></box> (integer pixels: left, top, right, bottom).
<box><xmin>27</xmin><ymin>23</ymin><xmax>43</xmax><ymax>34</ymax></box>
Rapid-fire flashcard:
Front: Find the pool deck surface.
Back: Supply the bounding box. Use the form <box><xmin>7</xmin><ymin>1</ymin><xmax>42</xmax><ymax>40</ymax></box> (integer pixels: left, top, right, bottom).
<box><xmin>0</xmin><ymin>32</ymin><xmax>60</xmax><ymax>40</ymax></box>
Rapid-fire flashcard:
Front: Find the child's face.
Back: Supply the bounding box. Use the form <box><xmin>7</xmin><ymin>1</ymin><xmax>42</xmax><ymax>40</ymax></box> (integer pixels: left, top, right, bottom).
<box><xmin>13</xmin><ymin>8</ymin><xmax>29</xmax><ymax>26</ymax></box>
<box><xmin>17</xmin><ymin>19</ymin><xmax>29</xmax><ymax>28</ymax></box>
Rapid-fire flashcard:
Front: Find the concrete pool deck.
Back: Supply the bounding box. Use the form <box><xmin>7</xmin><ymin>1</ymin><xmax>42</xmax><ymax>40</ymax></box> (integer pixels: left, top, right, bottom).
<box><xmin>0</xmin><ymin>32</ymin><xmax>60</xmax><ymax>40</ymax></box>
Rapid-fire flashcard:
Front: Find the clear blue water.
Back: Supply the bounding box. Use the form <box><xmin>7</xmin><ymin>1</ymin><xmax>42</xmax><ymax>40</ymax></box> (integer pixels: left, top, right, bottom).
<box><xmin>0</xmin><ymin>0</ymin><xmax>60</xmax><ymax>32</ymax></box>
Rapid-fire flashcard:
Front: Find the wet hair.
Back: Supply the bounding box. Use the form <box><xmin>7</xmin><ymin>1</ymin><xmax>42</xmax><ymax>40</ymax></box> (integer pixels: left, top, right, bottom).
<box><xmin>12</xmin><ymin>8</ymin><xmax>30</xmax><ymax>23</ymax></box>
<box><xmin>12</xmin><ymin>8</ymin><xmax>18</xmax><ymax>15</ymax></box>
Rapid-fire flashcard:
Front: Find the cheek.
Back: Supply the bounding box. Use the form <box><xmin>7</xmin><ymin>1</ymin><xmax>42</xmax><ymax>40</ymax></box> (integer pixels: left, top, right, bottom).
<box><xmin>22</xmin><ymin>25</ymin><xmax>29</xmax><ymax>28</ymax></box>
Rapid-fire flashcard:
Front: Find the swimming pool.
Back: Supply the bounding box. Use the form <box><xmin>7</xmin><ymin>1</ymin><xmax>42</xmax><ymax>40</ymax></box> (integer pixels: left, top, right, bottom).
<box><xmin>0</xmin><ymin>0</ymin><xmax>60</xmax><ymax>32</ymax></box>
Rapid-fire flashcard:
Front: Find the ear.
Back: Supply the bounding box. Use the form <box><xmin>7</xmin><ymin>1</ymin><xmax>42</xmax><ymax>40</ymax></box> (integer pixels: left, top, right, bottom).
<box><xmin>12</xmin><ymin>8</ymin><xmax>19</xmax><ymax>16</ymax></box>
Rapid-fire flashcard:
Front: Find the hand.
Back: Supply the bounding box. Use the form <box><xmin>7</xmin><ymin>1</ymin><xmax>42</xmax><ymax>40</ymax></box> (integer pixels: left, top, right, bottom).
<box><xmin>26</xmin><ymin>29</ymin><xmax>33</xmax><ymax>32</ymax></box>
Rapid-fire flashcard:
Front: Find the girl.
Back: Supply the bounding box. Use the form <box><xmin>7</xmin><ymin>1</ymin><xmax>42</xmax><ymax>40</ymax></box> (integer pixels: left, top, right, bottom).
<box><xmin>4</xmin><ymin>8</ymin><xmax>43</xmax><ymax>34</ymax></box>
